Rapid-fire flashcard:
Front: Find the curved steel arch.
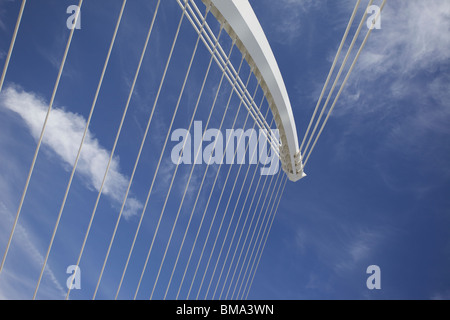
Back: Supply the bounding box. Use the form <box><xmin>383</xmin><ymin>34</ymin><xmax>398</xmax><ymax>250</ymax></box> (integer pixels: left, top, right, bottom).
<box><xmin>203</xmin><ymin>0</ymin><xmax>306</xmax><ymax>182</ymax></box>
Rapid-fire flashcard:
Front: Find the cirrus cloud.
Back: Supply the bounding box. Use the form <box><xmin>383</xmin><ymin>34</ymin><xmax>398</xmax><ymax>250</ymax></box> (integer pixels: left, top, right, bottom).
<box><xmin>0</xmin><ymin>85</ymin><xmax>143</xmax><ymax>219</ymax></box>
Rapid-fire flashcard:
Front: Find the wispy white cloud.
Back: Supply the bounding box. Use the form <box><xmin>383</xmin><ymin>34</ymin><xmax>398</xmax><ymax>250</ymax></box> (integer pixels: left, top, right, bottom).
<box><xmin>0</xmin><ymin>201</ymin><xmax>65</xmax><ymax>299</ymax></box>
<box><xmin>333</xmin><ymin>228</ymin><xmax>385</xmax><ymax>274</ymax></box>
<box><xmin>296</xmin><ymin>219</ymin><xmax>387</xmax><ymax>275</ymax></box>
<box><xmin>0</xmin><ymin>0</ymin><xmax>15</xmax><ymax>32</ymax></box>
<box><xmin>341</xmin><ymin>0</ymin><xmax>450</xmax><ymax>109</ymax></box>
<box><xmin>431</xmin><ymin>290</ymin><xmax>450</xmax><ymax>300</ymax></box>
<box><xmin>253</xmin><ymin>0</ymin><xmax>323</xmax><ymax>45</ymax></box>
<box><xmin>325</xmin><ymin>0</ymin><xmax>450</xmax><ymax>183</ymax></box>
<box><xmin>0</xmin><ymin>85</ymin><xmax>143</xmax><ymax>219</ymax></box>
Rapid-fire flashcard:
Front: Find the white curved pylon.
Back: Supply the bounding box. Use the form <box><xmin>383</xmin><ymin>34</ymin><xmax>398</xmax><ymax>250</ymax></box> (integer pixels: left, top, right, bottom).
<box><xmin>203</xmin><ymin>0</ymin><xmax>306</xmax><ymax>182</ymax></box>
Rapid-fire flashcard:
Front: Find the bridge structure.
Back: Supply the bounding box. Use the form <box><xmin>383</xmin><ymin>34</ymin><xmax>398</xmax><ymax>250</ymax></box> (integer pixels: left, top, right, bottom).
<box><xmin>0</xmin><ymin>0</ymin><xmax>384</xmax><ymax>299</ymax></box>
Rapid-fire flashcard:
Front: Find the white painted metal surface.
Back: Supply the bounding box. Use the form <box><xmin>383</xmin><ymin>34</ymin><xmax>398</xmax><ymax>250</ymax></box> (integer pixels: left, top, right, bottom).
<box><xmin>203</xmin><ymin>0</ymin><xmax>306</xmax><ymax>181</ymax></box>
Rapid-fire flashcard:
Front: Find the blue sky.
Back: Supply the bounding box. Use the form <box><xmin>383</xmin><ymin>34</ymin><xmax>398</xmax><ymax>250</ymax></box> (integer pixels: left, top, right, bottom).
<box><xmin>0</xmin><ymin>0</ymin><xmax>449</xmax><ymax>300</ymax></box>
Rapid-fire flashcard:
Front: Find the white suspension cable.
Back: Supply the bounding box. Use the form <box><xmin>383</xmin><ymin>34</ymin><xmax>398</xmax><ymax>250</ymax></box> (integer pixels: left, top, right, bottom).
<box><xmin>242</xmin><ymin>174</ymin><xmax>287</xmax><ymax>300</ymax></box>
<box><xmin>232</xmin><ymin>178</ymin><xmax>278</xmax><ymax>299</ymax></box>
<box><xmin>74</xmin><ymin>0</ymin><xmax>159</xmax><ymax>298</ymax></box>
<box><xmin>181</xmin><ymin>95</ymin><xmax>266</xmax><ymax>300</ymax></box>
<box><xmin>236</xmin><ymin>173</ymin><xmax>284</xmax><ymax>300</ymax></box>
<box><xmin>0</xmin><ymin>0</ymin><xmax>27</xmax><ymax>276</ymax></box>
<box><xmin>191</xmin><ymin>101</ymin><xmax>270</xmax><ymax>300</ymax></box>
<box><xmin>302</xmin><ymin>0</ymin><xmax>374</xmax><ymax>161</ymax></box>
<box><xmin>216</xmin><ymin>144</ymin><xmax>277</xmax><ymax>300</ymax></box>
<box><xmin>224</xmin><ymin>141</ymin><xmax>280</xmax><ymax>300</ymax></box>
<box><xmin>299</xmin><ymin>0</ymin><xmax>361</xmax><ymax>156</ymax></box>
<box><xmin>25</xmin><ymin>0</ymin><xmax>126</xmax><ymax>300</ymax></box>
<box><xmin>92</xmin><ymin>0</ymin><xmax>184</xmax><ymax>300</ymax></box>
<box><xmin>133</xmin><ymin>21</ymin><xmax>226</xmax><ymax>301</ymax></box>
<box><xmin>244</xmin><ymin>175</ymin><xmax>287</xmax><ymax>300</ymax></box>
<box><xmin>35</xmin><ymin>0</ymin><xmax>126</xmax><ymax>300</ymax></box>
<box><xmin>73</xmin><ymin>0</ymin><xmax>160</xmax><ymax>300</ymax></box>
<box><xmin>149</xmin><ymin>41</ymin><xmax>246</xmax><ymax>301</ymax></box>
<box><xmin>232</xmin><ymin>170</ymin><xmax>283</xmax><ymax>300</ymax></box>
<box><xmin>163</xmin><ymin>63</ymin><xmax>256</xmax><ymax>300</ymax></box>
<box><xmin>0</xmin><ymin>0</ymin><xmax>381</xmax><ymax>301</ymax></box>
<box><xmin>185</xmin><ymin>1</ymin><xmax>273</xmax><ymax>136</ymax></box>
<box><xmin>133</xmin><ymin>26</ymin><xmax>235</xmax><ymax>301</ymax></box>
<box><xmin>114</xmin><ymin>3</ymin><xmax>212</xmax><ymax>300</ymax></box>
<box><xmin>150</xmin><ymin>52</ymin><xmax>248</xmax><ymax>300</ymax></box>
<box><xmin>0</xmin><ymin>0</ymin><xmax>82</xmax><ymax>291</ymax></box>
<box><xmin>32</xmin><ymin>0</ymin><xmax>84</xmax><ymax>298</ymax></box>
<box><xmin>51</xmin><ymin>0</ymin><xmax>160</xmax><ymax>301</ymax></box>
<box><xmin>179</xmin><ymin>0</ymin><xmax>281</xmax><ymax>153</ymax></box>
<box><xmin>174</xmin><ymin>104</ymin><xmax>252</xmax><ymax>299</ymax></box>
<box><xmin>0</xmin><ymin>0</ymin><xmax>26</xmax><ymax>92</ymax></box>
<box><xmin>205</xmin><ymin>116</ymin><xmax>276</xmax><ymax>300</ymax></box>
<box><xmin>303</xmin><ymin>0</ymin><xmax>386</xmax><ymax>167</ymax></box>
<box><xmin>75</xmin><ymin>0</ymin><xmax>162</xmax><ymax>294</ymax></box>
<box><xmin>187</xmin><ymin>0</ymin><xmax>275</xmax><ymax>140</ymax></box>
<box><xmin>117</xmin><ymin>18</ymin><xmax>225</xmax><ymax>302</ymax></box>
<box><xmin>76</xmin><ymin>0</ymin><xmax>160</xmax><ymax>298</ymax></box>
